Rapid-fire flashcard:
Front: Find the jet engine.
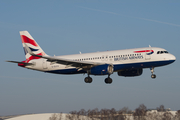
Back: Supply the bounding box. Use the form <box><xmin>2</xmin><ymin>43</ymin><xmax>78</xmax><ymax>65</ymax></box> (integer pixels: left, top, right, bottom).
<box><xmin>117</xmin><ymin>68</ymin><xmax>143</xmax><ymax>77</ymax></box>
<box><xmin>90</xmin><ymin>64</ymin><xmax>114</xmax><ymax>75</ymax></box>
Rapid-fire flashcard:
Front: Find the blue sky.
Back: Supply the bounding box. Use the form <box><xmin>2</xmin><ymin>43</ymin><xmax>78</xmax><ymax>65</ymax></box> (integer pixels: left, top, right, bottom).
<box><xmin>0</xmin><ymin>0</ymin><xmax>180</xmax><ymax>116</ymax></box>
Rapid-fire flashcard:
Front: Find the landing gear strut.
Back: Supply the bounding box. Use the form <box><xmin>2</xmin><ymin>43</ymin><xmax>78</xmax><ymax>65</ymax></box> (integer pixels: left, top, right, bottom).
<box><xmin>150</xmin><ymin>67</ymin><xmax>156</xmax><ymax>79</ymax></box>
<box><xmin>105</xmin><ymin>75</ymin><xmax>113</xmax><ymax>84</ymax></box>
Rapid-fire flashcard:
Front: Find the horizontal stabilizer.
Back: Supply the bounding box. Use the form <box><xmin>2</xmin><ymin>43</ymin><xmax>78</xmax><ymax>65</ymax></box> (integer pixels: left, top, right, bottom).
<box><xmin>6</xmin><ymin>61</ymin><xmax>34</xmax><ymax>66</ymax></box>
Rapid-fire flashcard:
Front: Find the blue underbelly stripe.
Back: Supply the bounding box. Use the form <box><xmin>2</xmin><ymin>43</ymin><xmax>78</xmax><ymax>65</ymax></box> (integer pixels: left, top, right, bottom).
<box><xmin>45</xmin><ymin>60</ymin><xmax>175</xmax><ymax>74</ymax></box>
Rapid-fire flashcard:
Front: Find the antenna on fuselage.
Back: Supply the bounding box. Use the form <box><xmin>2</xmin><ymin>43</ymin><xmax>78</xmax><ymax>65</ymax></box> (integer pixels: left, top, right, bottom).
<box><xmin>79</xmin><ymin>51</ymin><xmax>82</xmax><ymax>54</ymax></box>
<box><xmin>149</xmin><ymin>45</ymin><xmax>151</xmax><ymax>48</ymax></box>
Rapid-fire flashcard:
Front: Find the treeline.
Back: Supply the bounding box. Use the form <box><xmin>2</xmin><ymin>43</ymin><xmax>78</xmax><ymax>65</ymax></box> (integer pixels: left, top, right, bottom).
<box><xmin>49</xmin><ymin>104</ymin><xmax>180</xmax><ymax>120</ymax></box>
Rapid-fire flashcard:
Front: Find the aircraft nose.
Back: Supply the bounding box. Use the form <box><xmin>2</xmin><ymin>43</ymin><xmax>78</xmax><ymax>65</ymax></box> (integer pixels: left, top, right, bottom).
<box><xmin>169</xmin><ymin>54</ymin><xmax>176</xmax><ymax>61</ymax></box>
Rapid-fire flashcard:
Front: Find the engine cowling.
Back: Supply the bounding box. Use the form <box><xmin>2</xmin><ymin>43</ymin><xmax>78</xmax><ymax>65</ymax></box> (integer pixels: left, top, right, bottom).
<box><xmin>90</xmin><ymin>64</ymin><xmax>114</xmax><ymax>75</ymax></box>
<box><xmin>117</xmin><ymin>68</ymin><xmax>143</xmax><ymax>77</ymax></box>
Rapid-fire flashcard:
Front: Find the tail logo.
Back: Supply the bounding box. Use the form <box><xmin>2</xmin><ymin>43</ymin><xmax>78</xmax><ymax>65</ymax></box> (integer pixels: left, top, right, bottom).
<box><xmin>20</xmin><ymin>31</ymin><xmax>46</xmax><ymax>62</ymax></box>
<box><xmin>23</xmin><ymin>47</ymin><xmax>39</xmax><ymax>55</ymax></box>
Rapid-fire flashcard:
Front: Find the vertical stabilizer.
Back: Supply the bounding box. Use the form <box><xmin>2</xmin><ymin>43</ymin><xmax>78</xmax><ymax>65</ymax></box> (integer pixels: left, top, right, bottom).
<box><xmin>20</xmin><ymin>31</ymin><xmax>47</xmax><ymax>62</ymax></box>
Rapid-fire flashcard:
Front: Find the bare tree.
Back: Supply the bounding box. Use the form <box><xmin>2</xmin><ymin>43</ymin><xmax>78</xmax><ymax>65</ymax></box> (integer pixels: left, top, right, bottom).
<box><xmin>109</xmin><ymin>108</ymin><xmax>116</xmax><ymax>120</ymax></box>
<box><xmin>116</xmin><ymin>107</ymin><xmax>132</xmax><ymax>120</ymax></box>
<box><xmin>58</xmin><ymin>113</ymin><xmax>63</xmax><ymax>120</ymax></box>
<box><xmin>146</xmin><ymin>111</ymin><xmax>163</xmax><ymax>120</ymax></box>
<box><xmin>175</xmin><ymin>110</ymin><xmax>180</xmax><ymax>120</ymax></box>
<box><xmin>48</xmin><ymin>105</ymin><xmax>180</xmax><ymax>120</ymax></box>
<box><xmin>68</xmin><ymin>110</ymin><xmax>78</xmax><ymax>120</ymax></box>
<box><xmin>49</xmin><ymin>114</ymin><xmax>58</xmax><ymax>120</ymax></box>
<box><xmin>162</xmin><ymin>111</ymin><xmax>173</xmax><ymax>120</ymax></box>
<box><xmin>157</xmin><ymin>105</ymin><xmax>166</xmax><ymax>112</ymax></box>
<box><xmin>117</xmin><ymin>110</ymin><xmax>126</xmax><ymax>120</ymax></box>
<box><xmin>79</xmin><ymin>109</ymin><xmax>86</xmax><ymax>120</ymax></box>
<box><xmin>133</xmin><ymin>104</ymin><xmax>147</xmax><ymax>120</ymax></box>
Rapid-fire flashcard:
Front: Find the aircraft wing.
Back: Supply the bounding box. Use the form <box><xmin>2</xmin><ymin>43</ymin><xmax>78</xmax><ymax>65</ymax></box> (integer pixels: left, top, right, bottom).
<box><xmin>24</xmin><ymin>43</ymin><xmax>103</xmax><ymax>69</ymax></box>
<box><xmin>32</xmin><ymin>54</ymin><xmax>102</xmax><ymax>68</ymax></box>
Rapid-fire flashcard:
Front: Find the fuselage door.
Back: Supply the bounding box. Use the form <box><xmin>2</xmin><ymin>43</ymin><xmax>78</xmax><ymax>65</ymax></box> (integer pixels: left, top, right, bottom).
<box><xmin>145</xmin><ymin>50</ymin><xmax>151</xmax><ymax>60</ymax></box>
<box><xmin>42</xmin><ymin>59</ymin><xmax>48</xmax><ymax>69</ymax></box>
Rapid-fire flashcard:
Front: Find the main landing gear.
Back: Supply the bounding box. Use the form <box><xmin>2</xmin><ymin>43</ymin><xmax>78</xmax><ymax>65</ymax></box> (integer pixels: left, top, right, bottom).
<box><xmin>84</xmin><ymin>75</ymin><xmax>113</xmax><ymax>84</ymax></box>
<box><xmin>84</xmin><ymin>75</ymin><xmax>93</xmax><ymax>83</ymax></box>
<box><xmin>105</xmin><ymin>75</ymin><xmax>113</xmax><ymax>84</ymax></box>
<box><xmin>150</xmin><ymin>67</ymin><xmax>156</xmax><ymax>79</ymax></box>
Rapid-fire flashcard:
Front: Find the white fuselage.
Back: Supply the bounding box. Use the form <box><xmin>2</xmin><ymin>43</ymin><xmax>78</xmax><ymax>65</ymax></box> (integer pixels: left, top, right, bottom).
<box><xmin>25</xmin><ymin>47</ymin><xmax>176</xmax><ymax>75</ymax></box>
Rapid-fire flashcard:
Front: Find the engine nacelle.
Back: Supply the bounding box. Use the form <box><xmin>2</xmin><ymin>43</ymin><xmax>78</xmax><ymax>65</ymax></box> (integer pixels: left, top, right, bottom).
<box><xmin>117</xmin><ymin>68</ymin><xmax>143</xmax><ymax>77</ymax></box>
<box><xmin>90</xmin><ymin>64</ymin><xmax>114</xmax><ymax>75</ymax></box>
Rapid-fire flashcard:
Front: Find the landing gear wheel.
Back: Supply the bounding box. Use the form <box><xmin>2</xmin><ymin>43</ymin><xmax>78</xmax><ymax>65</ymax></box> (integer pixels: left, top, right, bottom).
<box><xmin>105</xmin><ymin>77</ymin><xmax>112</xmax><ymax>84</ymax></box>
<box><xmin>84</xmin><ymin>77</ymin><xmax>93</xmax><ymax>83</ymax></box>
<box><xmin>151</xmin><ymin>74</ymin><xmax>156</xmax><ymax>79</ymax></box>
<box><xmin>150</xmin><ymin>67</ymin><xmax>156</xmax><ymax>79</ymax></box>
<box><xmin>88</xmin><ymin>77</ymin><xmax>92</xmax><ymax>83</ymax></box>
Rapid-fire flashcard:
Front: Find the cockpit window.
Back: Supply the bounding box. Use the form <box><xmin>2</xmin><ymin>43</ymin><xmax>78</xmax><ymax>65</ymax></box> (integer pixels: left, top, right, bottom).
<box><xmin>157</xmin><ymin>51</ymin><xmax>169</xmax><ymax>54</ymax></box>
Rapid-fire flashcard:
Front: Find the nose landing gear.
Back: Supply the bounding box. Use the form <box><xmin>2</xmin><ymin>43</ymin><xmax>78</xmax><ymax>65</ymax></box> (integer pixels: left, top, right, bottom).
<box><xmin>150</xmin><ymin>67</ymin><xmax>156</xmax><ymax>79</ymax></box>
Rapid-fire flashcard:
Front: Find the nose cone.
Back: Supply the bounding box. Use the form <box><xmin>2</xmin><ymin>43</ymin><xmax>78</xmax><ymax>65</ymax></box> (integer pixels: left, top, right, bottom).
<box><xmin>169</xmin><ymin>54</ymin><xmax>176</xmax><ymax>61</ymax></box>
<box><xmin>168</xmin><ymin>54</ymin><xmax>176</xmax><ymax>64</ymax></box>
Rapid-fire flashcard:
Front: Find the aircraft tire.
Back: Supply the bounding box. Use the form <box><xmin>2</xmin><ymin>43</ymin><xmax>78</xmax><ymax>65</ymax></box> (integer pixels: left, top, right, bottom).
<box><xmin>105</xmin><ymin>77</ymin><xmax>112</xmax><ymax>84</ymax></box>
<box><xmin>151</xmin><ymin>74</ymin><xmax>156</xmax><ymax>79</ymax></box>
<box><xmin>84</xmin><ymin>77</ymin><xmax>92</xmax><ymax>83</ymax></box>
<box><xmin>88</xmin><ymin>77</ymin><xmax>92</xmax><ymax>83</ymax></box>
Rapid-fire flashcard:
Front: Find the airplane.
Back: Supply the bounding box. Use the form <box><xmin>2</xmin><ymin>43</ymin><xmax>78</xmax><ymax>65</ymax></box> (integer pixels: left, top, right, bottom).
<box><xmin>7</xmin><ymin>31</ymin><xmax>176</xmax><ymax>84</ymax></box>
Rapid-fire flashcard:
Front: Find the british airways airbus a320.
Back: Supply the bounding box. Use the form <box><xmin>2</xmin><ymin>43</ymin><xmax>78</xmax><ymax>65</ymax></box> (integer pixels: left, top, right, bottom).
<box><xmin>7</xmin><ymin>31</ymin><xmax>176</xmax><ymax>84</ymax></box>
